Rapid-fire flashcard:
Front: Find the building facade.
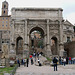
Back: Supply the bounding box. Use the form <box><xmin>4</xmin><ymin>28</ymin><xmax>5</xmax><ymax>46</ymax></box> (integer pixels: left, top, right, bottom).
<box><xmin>0</xmin><ymin>1</ymin><xmax>11</xmax><ymax>56</ymax></box>
<box><xmin>0</xmin><ymin>1</ymin><xmax>75</xmax><ymax>59</ymax></box>
<box><xmin>63</xmin><ymin>20</ymin><xmax>74</xmax><ymax>43</ymax></box>
<box><xmin>10</xmin><ymin>8</ymin><xmax>66</xmax><ymax>58</ymax></box>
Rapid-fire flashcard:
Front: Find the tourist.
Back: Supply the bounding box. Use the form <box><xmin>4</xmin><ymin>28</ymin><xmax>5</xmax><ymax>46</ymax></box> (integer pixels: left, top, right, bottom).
<box><xmin>37</xmin><ymin>52</ymin><xmax>39</xmax><ymax>57</ymax></box>
<box><xmin>21</xmin><ymin>58</ymin><xmax>23</xmax><ymax>65</ymax></box>
<box><xmin>37</xmin><ymin>58</ymin><xmax>40</xmax><ymax>63</ymax></box>
<box><xmin>17</xmin><ymin>58</ymin><xmax>20</xmax><ymax>67</ymax></box>
<box><xmin>61</xmin><ymin>57</ymin><xmax>63</xmax><ymax>65</ymax></box>
<box><xmin>27</xmin><ymin>58</ymin><xmax>29</xmax><ymax>67</ymax></box>
<box><xmin>31</xmin><ymin>57</ymin><xmax>33</xmax><ymax>64</ymax></box>
<box><xmin>29</xmin><ymin>55</ymin><xmax>32</xmax><ymax>59</ymax></box>
<box><xmin>72</xmin><ymin>57</ymin><xmax>75</xmax><ymax>64</ymax></box>
<box><xmin>63</xmin><ymin>58</ymin><xmax>66</xmax><ymax>66</ymax></box>
<box><xmin>69</xmin><ymin>57</ymin><xmax>71</xmax><ymax>64</ymax></box>
<box><xmin>35</xmin><ymin>55</ymin><xmax>36</xmax><ymax>62</ymax></box>
<box><xmin>39</xmin><ymin>62</ymin><xmax>42</xmax><ymax>66</ymax></box>
<box><xmin>53</xmin><ymin>57</ymin><xmax>58</xmax><ymax>71</ymax></box>
<box><xmin>59</xmin><ymin>56</ymin><xmax>61</xmax><ymax>65</ymax></box>
<box><xmin>33</xmin><ymin>52</ymin><xmax>36</xmax><ymax>57</ymax></box>
<box><xmin>23</xmin><ymin>58</ymin><xmax>27</xmax><ymax>66</ymax></box>
<box><xmin>66</xmin><ymin>57</ymin><xmax>68</xmax><ymax>64</ymax></box>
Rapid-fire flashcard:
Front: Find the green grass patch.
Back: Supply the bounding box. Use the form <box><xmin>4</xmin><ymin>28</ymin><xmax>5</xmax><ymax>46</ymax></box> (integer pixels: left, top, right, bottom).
<box><xmin>0</xmin><ymin>64</ymin><xmax>17</xmax><ymax>74</ymax></box>
<box><xmin>46</xmin><ymin>57</ymin><xmax>52</xmax><ymax>62</ymax></box>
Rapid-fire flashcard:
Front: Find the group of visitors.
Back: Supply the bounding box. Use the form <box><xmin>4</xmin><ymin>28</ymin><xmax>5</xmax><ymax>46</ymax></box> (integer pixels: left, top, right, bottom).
<box><xmin>17</xmin><ymin>51</ymin><xmax>75</xmax><ymax>72</ymax></box>
<box><xmin>59</xmin><ymin>56</ymin><xmax>75</xmax><ymax>65</ymax></box>
<box><xmin>52</xmin><ymin>56</ymin><xmax>75</xmax><ymax>71</ymax></box>
<box><xmin>17</xmin><ymin>58</ymin><xmax>29</xmax><ymax>67</ymax></box>
<box><xmin>33</xmin><ymin>52</ymin><xmax>43</xmax><ymax>57</ymax></box>
<box><xmin>17</xmin><ymin>51</ymin><xmax>42</xmax><ymax>67</ymax></box>
<box><xmin>30</xmin><ymin>52</ymin><xmax>42</xmax><ymax>66</ymax></box>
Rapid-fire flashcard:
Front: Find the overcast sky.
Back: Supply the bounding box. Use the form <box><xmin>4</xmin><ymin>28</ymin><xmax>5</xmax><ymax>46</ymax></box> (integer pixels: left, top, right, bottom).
<box><xmin>0</xmin><ymin>0</ymin><xmax>75</xmax><ymax>25</ymax></box>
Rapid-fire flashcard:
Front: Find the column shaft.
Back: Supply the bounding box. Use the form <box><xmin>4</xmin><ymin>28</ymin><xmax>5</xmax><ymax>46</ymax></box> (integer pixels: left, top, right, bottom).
<box><xmin>59</xmin><ymin>21</ymin><xmax>64</xmax><ymax>56</ymax></box>
<box><xmin>46</xmin><ymin>19</ymin><xmax>52</xmax><ymax>57</ymax></box>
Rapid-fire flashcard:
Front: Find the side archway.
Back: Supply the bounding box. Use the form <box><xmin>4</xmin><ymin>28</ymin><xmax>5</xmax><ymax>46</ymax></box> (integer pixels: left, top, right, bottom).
<box><xmin>16</xmin><ymin>36</ymin><xmax>23</xmax><ymax>55</ymax></box>
<box><xmin>51</xmin><ymin>37</ymin><xmax>58</xmax><ymax>55</ymax></box>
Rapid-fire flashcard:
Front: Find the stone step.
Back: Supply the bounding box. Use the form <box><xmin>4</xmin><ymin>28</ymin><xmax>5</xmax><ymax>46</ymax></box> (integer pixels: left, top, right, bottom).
<box><xmin>15</xmin><ymin>72</ymin><xmax>75</xmax><ymax>75</ymax></box>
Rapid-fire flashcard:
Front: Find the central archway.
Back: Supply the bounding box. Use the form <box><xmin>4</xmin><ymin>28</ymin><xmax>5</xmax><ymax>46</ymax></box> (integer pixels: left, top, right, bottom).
<box><xmin>29</xmin><ymin>27</ymin><xmax>44</xmax><ymax>55</ymax></box>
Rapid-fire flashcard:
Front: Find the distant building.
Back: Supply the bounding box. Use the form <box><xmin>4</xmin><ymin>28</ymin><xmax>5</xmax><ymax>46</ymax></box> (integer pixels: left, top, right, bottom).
<box><xmin>0</xmin><ymin>1</ymin><xmax>11</xmax><ymax>51</ymax></box>
<box><xmin>63</xmin><ymin>20</ymin><xmax>74</xmax><ymax>43</ymax></box>
<box><xmin>34</xmin><ymin>32</ymin><xmax>41</xmax><ymax>39</ymax></box>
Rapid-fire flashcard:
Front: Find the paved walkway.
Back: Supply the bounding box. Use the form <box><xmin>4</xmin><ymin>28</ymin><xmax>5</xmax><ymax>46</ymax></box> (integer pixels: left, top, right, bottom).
<box><xmin>15</xmin><ymin>56</ymin><xmax>75</xmax><ymax>75</ymax></box>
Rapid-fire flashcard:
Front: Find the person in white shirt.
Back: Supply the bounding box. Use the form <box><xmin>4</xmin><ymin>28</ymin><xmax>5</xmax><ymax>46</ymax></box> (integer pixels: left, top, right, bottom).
<box><xmin>63</xmin><ymin>58</ymin><xmax>66</xmax><ymax>66</ymax></box>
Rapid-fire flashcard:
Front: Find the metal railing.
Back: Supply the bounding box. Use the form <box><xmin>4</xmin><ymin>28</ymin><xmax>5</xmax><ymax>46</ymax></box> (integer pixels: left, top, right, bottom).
<box><xmin>0</xmin><ymin>64</ymin><xmax>18</xmax><ymax>75</ymax></box>
<box><xmin>10</xmin><ymin>64</ymin><xmax>18</xmax><ymax>75</ymax></box>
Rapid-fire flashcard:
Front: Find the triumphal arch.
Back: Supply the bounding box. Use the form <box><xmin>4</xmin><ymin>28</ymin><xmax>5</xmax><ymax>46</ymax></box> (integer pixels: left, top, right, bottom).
<box><xmin>10</xmin><ymin>8</ymin><xmax>65</xmax><ymax>58</ymax></box>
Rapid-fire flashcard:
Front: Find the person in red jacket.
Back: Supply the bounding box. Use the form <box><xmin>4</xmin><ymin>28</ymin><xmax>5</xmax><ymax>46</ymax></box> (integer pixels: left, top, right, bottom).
<box><xmin>30</xmin><ymin>55</ymin><xmax>32</xmax><ymax>59</ymax></box>
<box><xmin>69</xmin><ymin>57</ymin><xmax>71</xmax><ymax>64</ymax></box>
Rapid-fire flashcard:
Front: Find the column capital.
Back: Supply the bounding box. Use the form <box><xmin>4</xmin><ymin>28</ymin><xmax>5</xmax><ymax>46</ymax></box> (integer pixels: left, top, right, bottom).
<box><xmin>59</xmin><ymin>43</ymin><xmax>64</xmax><ymax>46</ymax></box>
<box><xmin>47</xmin><ymin>19</ymin><xmax>50</xmax><ymax>24</ymax></box>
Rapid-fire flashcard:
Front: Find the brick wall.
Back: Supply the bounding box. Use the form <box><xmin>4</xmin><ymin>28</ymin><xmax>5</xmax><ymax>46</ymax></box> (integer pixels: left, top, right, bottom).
<box><xmin>64</xmin><ymin>41</ymin><xmax>75</xmax><ymax>57</ymax></box>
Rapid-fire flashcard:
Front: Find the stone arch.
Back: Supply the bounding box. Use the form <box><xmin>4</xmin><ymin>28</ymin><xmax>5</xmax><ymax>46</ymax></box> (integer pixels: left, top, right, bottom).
<box><xmin>16</xmin><ymin>36</ymin><xmax>23</xmax><ymax>55</ymax></box>
<box><xmin>28</xmin><ymin>26</ymin><xmax>45</xmax><ymax>54</ymax></box>
<box><xmin>29</xmin><ymin>27</ymin><xmax>44</xmax><ymax>37</ymax></box>
<box><xmin>51</xmin><ymin>36</ymin><xmax>58</xmax><ymax>55</ymax></box>
<box><xmin>28</xmin><ymin>25</ymin><xmax>46</xmax><ymax>35</ymax></box>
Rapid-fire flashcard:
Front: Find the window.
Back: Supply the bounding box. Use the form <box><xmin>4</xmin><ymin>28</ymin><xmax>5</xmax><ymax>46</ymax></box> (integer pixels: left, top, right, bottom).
<box><xmin>3</xmin><ymin>18</ymin><xmax>4</xmax><ymax>20</ymax></box>
<box><xmin>7</xmin><ymin>41</ymin><xmax>9</xmax><ymax>43</ymax></box>
<box><xmin>6</xmin><ymin>18</ymin><xmax>8</xmax><ymax>19</ymax></box>
<box><xmin>6</xmin><ymin>25</ymin><xmax>8</xmax><ymax>27</ymax></box>
<box><xmin>6</xmin><ymin>21</ymin><xmax>8</xmax><ymax>23</ymax></box>
<box><xmin>2</xmin><ymin>21</ymin><xmax>4</xmax><ymax>23</ymax></box>
<box><xmin>4</xmin><ymin>11</ymin><xmax>5</xmax><ymax>14</ymax></box>
<box><xmin>2</xmin><ymin>25</ymin><xmax>4</xmax><ymax>27</ymax></box>
<box><xmin>4</xmin><ymin>5</ymin><xmax>6</xmax><ymax>8</ymax></box>
<box><xmin>67</xmin><ymin>37</ymin><xmax>70</xmax><ymax>42</ymax></box>
<box><xmin>2</xmin><ymin>41</ymin><xmax>4</xmax><ymax>43</ymax></box>
<box><xmin>66</xmin><ymin>27</ymin><xmax>69</xmax><ymax>30</ymax></box>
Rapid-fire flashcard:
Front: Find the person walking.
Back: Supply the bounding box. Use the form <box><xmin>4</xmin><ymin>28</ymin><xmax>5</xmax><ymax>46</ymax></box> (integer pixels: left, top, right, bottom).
<box><xmin>23</xmin><ymin>58</ymin><xmax>27</xmax><ymax>66</ymax></box>
<box><xmin>69</xmin><ymin>57</ymin><xmax>71</xmax><ymax>64</ymax></box>
<box><xmin>27</xmin><ymin>58</ymin><xmax>29</xmax><ymax>67</ymax></box>
<box><xmin>63</xmin><ymin>58</ymin><xmax>66</xmax><ymax>66</ymax></box>
<box><xmin>66</xmin><ymin>57</ymin><xmax>68</xmax><ymax>64</ymax></box>
<box><xmin>53</xmin><ymin>57</ymin><xmax>58</xmax><ymax>71</ymax></box>
<box><xmin>31</xmin><ymin>58</ymin><xmax>34</xmax><ymax>65</ymax></box>
<box><xmin>17</xmin><ymin>58</ymin><xmax>20</xmax><ymax>67</ymax></box>
<box><xmin>59</xmin><ymin>56</ymin><xmax>61</xmax><ymax>65</ymax></box>
<box><xmin>21</xmin><ymin>58</ymin><xmax>23</xmax><ymax>65</ymax></box>
<box><xmin>29</xmin><ymin>55</ymin><xmax>32</xmax><ymax>59</ymax></box>
<box><xmin>37</xmin><ymin>58</ymin><xmax>40</xmax><ymax>64</ymax></box>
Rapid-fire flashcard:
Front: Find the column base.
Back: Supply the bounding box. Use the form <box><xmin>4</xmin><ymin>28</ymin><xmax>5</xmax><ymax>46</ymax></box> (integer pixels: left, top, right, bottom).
<box><xmin>23</xmin><ymin>50</ymin><xmax>29</xmax><ymax>58</ymax></box>
<box><xmin>59</xmin><ymin>50</ymin><xmax>65</xmax><ymax>57</ymax></box>
<box><xmin>46</xmin><ymin>50</ymin><xmax>52</xmax><ymax>58</ymax></box>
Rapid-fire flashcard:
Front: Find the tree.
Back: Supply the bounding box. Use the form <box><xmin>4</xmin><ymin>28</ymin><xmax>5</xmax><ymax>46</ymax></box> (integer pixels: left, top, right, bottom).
<box><xmin>37</xmin><ymin>39</ymin><xmax>43</xmax><ymax>48</ymax></box>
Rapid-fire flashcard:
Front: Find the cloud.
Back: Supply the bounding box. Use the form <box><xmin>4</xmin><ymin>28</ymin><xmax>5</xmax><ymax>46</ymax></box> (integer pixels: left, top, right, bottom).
<box><xmin>65</xmin><ymin>13</ymin><xmax>75</xmax><ymax>25</ymax></box>
<box><xmin>0</xmin><ymin>0</ymin><xmax>75</xmax><ymax>25</ymax></box>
